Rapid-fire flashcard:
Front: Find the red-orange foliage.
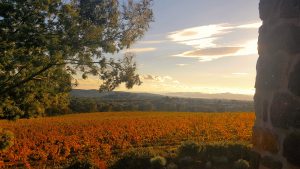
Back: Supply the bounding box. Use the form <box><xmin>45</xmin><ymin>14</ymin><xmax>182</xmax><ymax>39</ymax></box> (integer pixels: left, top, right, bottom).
<box><xmin>0</xmin><ymin>112</ymin><xmax>254</xmax><ymax>168</ymax></box>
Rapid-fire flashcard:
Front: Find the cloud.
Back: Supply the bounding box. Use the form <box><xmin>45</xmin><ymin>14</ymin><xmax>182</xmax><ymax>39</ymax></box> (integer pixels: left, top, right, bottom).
<box><xmin>181</xmin><ymin>47</ymin><xmax>242</xmax><ymax>57</ymax></box>
<box><xmin>176</xmin><ymin>64</ymin><xmax>188</xmax><ymax>67</ymax></box>
<box><xmin>175</xmin><ymin>40</ymin><xmax>257</xmax><ymax>62</ymax></box>
<box><xmin>177</xmin><ymin>38</ymin><xmax>218</xmax><ymax>49</ymax></box>
<box><xmin>138</xmin><ymin>40</ymin><xmax>164</xmax><ymax>44</ymax></box>
<box><xmin>168</xmin><ymin>24</ymin><xmax>231</xmax><ymax>43</ymax></box>
<box><xmin>236</xmin><ymin>22</ymin><xmax>262</xmax><ymax>29</ymax></box>
<box><xmin>168</xmin><ymin>21</ymin><xmax>261</xmax><ymax>62</ymax></box>
<box><xmin>142</xmin><ymin>75</ymin><xmax>173</xmax><ymax>82</ymax></box>
<box><xmin>173</xmin><ymin>80</ymin><xmax>180</xmax><ymax>84</ymax></box>
<box><xmin>125</xmin><ymin>47</ymin><xmax>156</xmax><ymax>53</ymax></box>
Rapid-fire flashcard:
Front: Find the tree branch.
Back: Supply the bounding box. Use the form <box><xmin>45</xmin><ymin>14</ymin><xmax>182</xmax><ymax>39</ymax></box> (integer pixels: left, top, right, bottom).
<box><xmin>0</xmin><ymin>63</ymin><xmax>56</xmax><ymax>95</ymax></box>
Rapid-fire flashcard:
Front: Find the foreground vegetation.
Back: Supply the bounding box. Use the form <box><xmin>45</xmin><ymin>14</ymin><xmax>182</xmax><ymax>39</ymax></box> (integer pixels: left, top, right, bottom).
<box><xmin>0</xmin><ymin>112</ymin><xmax>254</xmax><ymax>168</ymax></box>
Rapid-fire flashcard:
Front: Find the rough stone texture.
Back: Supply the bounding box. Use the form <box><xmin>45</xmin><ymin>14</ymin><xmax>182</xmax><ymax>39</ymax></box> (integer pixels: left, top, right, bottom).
<box><xmin>255</xmin><ymin>0</ymin><xmax>300</xmax><ymax>168</ymax></box>
<box><xmin>270</xmin><ymin>93</ymin><xmax>300</xmax><ymax>129</ymax></box>
<box><xmin>280</xmin><ymin>0</ymin><xmax>300</xmax><ymax>18</ymax></box>
<box><xmin>255</xmin><ymin>51</ymin><xmax>287</xmax><ymax>90</ymax></box>
<box><xmin>283</xmin><ymin>132</ymin><xmax>300</xmax><ymax>166</ymax></box>
<box><xmin>258</xmin><ymin>24</ymin><xmax>300</xmax><ymax>54</ymax></box>
<box><xmin>263</xmin><ymin>100</ymin><xmax>268</xmax><ymax>122</ymax></box>
<box><xmin>259</xmin><ymin>0</ymin><xmax>279</xmax><ymax>20</ymax></box>
<box><xmin>252</xmin><ymin>127</ymin><xmax>279</xmax><ymax>154</ymax></box>
<box><xmin>289</xmin><ymin>62</ymin><xmax>300</xmax><ymax>97</ymax></box>
<box><xmin>261</xmin><ymin>156</ymin><xmax>283</xmax><ymax>169</ymax></box>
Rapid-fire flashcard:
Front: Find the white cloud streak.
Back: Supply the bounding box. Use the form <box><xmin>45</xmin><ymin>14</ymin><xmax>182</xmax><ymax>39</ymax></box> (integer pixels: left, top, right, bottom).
<box><xmin>168</xmin><ymin>24</ymin><xmax>231</xmax><ymax>42</ymax></box>
<box><xmin>175</xmin><ymin>40</ymin><xmax>258</xmax><ymax>62</ymax></box>
<box><xmin>176</xmin><ymin>64</ymin><xmax>188</xmax><ymax>67</ymax></box>
<box><xmin>168</xmin><ymin>21</ymin><xmax>261</xmax><ymax>62</ymax></box>
<box><xmin>125</xmin><ymin>47</ymin><xmax>156</xmax><ymax>53</ymax></box>
<box><xmin>138</xmin><ymin>40</ymin><xmax>164</xmax><ymax>44</ymax></box>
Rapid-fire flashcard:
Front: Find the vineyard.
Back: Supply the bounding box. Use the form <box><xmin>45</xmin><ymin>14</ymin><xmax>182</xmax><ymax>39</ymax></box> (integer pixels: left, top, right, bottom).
<box><xmin>0</xmin><ymin>112</ymin><xmax>255</xmax><ymax>168</ymax></box>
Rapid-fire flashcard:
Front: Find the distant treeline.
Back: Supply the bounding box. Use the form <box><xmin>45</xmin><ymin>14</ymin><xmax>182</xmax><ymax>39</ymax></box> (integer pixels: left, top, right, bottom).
<box><xmin>69</xmin><ymin>96</ymin><xmax>254</xmax><ymax>113</ymax></box>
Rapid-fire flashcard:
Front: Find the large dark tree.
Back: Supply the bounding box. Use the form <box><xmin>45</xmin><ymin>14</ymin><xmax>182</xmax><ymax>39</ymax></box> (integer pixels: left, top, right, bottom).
<box><xmin>0</xmin><ymin>0</ymin><xmax>153</xmax><ymax>119</ymax></box>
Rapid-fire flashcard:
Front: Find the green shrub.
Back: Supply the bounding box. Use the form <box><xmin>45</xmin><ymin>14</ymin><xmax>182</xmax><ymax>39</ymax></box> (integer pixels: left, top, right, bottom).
<box><xmin>66</xmin><ymin>158</ymin><xmax>99</xmax><ymax>169</ymax></box>
<box><xmin>110</xmin><ymin>148</ymin><xmax>157</xmax><ymax>169</ymax></box>
<box><xmin>167</xmin><ymin>162</ymin><xmax>178</xmax><ymax>169</ymax></box>
<box><xmin>178</xmin><ymin>156</ymin><xmax>193</xmax><ymax>167</ymax></box>
<box><xmin>233</xmin><ymin>159</ymin><xmax>250</xmax><ymax>169</ymax></box>
<box><xmin>199</xmin><ymin>142</ymin><xmax>251</xmax><ymax>162</ymax></box>
<box><xmin>212</xmin><ymin>156</ymin><xmax>229</xmax><ymax>164</ymax></box>
<box><xmin>178</xmin><ymin>141</ymin><xmax>201</xmax><ymax>158</ymax></box>
<box><xmin>0</xmin><ymin>128</ymin><xmax>14</xmax><ymax>152</ymax></box>
<box><xmin>205</xmin><ymin>161</ymin><xmax>212</xmax><ymax>169</ymax></box>
<box><xmin>150</xmin><ymin>156</ymin><xmax>167</xmax><ymax>169</ymax></box>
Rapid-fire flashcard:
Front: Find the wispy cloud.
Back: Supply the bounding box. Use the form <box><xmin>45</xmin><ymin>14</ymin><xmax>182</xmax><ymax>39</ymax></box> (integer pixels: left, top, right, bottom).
<box><xmin>138</xmin><ymin>40</ymin><xmax>164</xmax><ymax>44</ymax></box>
<box><xmin>176</xmin><ymin>64</ymin><xmax>188</xmax><ymax>67</ymax></box>
<box><xmin>125</xmin><ymin>47</ymin><xmax>156</xmax><ymax>53</ymax></box>
<box><xmin>236</xmin><ymin>22</ymin><xmax>262</xmax><ymax>29</ymax></box>
<box><xmin>168</xmin><ymin>24</ymin><xmax>231</xmax><ymax>44</ymax></box>
<box><xmin>168</xmin><ymin>21</ymin><xmax>261</xmax><ymax>62</ymax></box>
<box><xmin>176</xmin><ymin>47</ymin><xmax>242</xmax><ymax>58</ymax></box>
<box><xmin>177</xmin><ymin>38</ymin><xmax>218</xmax><ymax>49</ymax></box>
<box><xmin>175</xmin><ymin>40</ymin><xmax>258</xmax><ymax>62</ymax></box>
<box><xmin>142</xmin><ymin>75</ymin><xmax>174</xmax><ymax>83</ymax></box>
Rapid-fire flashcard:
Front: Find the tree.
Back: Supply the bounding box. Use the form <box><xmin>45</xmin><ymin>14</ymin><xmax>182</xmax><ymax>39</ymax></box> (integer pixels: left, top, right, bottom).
<box><xmin>0</xmin><ymin>0</ymin><xmax>153</xmax><ymax>119</ymax></box>
<box><xmin>0</xmin><ymin>66</ymin><xmax>72</xmax><ymax>119</ymax></box>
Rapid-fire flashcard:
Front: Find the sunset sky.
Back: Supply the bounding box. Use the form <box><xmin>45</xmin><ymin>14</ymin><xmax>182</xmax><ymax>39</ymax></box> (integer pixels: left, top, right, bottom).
<box><xmin>76</xmin><ymin>0</ymin><xmax>261</xmax><ymax>95</ymax></box>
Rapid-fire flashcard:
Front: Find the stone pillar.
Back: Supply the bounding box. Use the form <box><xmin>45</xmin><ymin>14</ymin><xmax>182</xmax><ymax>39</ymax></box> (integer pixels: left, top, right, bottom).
<box><xmin>254</xmin><ymin>0</ymin><xmax>300</xmax><ymax>169</ymax></box>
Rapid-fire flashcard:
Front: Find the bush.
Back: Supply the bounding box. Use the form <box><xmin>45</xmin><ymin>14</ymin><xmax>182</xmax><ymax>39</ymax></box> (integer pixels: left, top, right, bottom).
<box><xmin>233</xmin><ymin>159</ymin><xmax>250</xmax><ymax>169</ymax></box>
<box><xmin>178</xmin><ymin>156</ymin><xmax>193</xmax><ymax>167</ymax></box>
<box><xmin>199</xmin><ymin>142</ymin><xmax>251</xmax><ymax>162</ymax></box>
<box><xmin>167</xmin><ymin>162</ymin><xmax>178</xmax><ymax>169</ymax></box>
<box><xmin>66</xmin><ymin>158</ymin><xmax>100</xmax><ymax>169</ymax></box>
<box><xmin>178</xmin><ymin>141</ymin><xmax>201</xmax><ymax>158</ymax></box>
<box><xmin>205</xmin><ymin>161</ymin><xmax>212</xmax><ymax>169</ymax></box>
<box><xmin>110</xmin><ymin>148</ymin><xmax>157</xmax><ymax>169</ymax></box>
<box><xmin>150</xmin><ymin>156</ymin><xmax>167</xmax><ymax>169</ymax></box>
<box><xmin>0</xmin><ymin>128</ymin><xmax>14</xmax><ymax>152</ymax></box>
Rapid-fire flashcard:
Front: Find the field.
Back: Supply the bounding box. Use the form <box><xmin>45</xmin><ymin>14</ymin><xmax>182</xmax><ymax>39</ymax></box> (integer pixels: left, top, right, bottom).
<box><xmin>0</xmin><ymin>112</ymin><xmax>255</xmax><ymax>168</ymax></box>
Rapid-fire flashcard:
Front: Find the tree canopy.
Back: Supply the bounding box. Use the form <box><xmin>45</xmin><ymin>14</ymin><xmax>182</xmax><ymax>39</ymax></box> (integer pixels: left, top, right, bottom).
<box><xmin>0</xmin><ymin>0</ymin><xmax>153</xmax><ymax>119</ymax></box>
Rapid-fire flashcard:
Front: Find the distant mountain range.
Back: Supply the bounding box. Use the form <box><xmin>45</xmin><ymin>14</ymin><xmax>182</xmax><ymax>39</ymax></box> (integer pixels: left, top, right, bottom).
<box><xmin>70</xmin><ymin>90</ymin><xmax>164</xmax><ymax>100</ymax></box>
<box><xmin>71</xmin><ymin>89</ymin><xmax>253</xmax><ymax>101</ymax></box>
<box><xmin>164</xmin><ymin>92</ymin><xmax>253</xmax><ymax>101</ymax></box>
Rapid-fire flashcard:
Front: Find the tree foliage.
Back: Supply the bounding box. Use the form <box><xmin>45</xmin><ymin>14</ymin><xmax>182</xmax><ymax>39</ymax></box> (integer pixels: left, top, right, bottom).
<box><xmin>0</xmin><ymin>0</ymin><xmax>153</xmax><ymax>119</ymax></box>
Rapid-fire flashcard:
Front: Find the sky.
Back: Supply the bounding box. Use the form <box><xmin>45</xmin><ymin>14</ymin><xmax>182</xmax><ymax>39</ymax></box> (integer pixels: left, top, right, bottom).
<box><xmin>75</xmin><ymin>0</ymin><xmax>261</xmax><ymax>95</ymax></box>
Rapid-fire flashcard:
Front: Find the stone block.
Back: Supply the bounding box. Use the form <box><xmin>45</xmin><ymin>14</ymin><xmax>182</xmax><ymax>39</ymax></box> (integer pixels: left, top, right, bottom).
<box><xmin>252</xmin><ymin>127</ymin><xmax>279</xmax><ymax>154</ymax></box>
<box><xmin>283</xmin><ymin>132</ymin><xmax>300</xmax><ymax>167</ymax></box>
<box><xmin>270</xmin><ymin>92</ymin><xmax>300</xmax><ymax>129</ymax></box>
<box><xmin>252</xmin><ymin>127</ymin><xmax>263</xmax><ymax>149</ymax></box>
<box><xmin>289</xmin><ymin>61</ymin><xmax>300</xmax><ymax>97</ymax></box>
<box><xmin>254</xmin><ymin>94</ymin><xmax>263</xmax><ymax>120</ymax></box>
<box><xmin>280</xmin><ymin>0</ymin><xmax>300</xmax><ymax>18</ymax></box>
<box><xmin>255</xmin><ymin>53</ymin><xmax>286</xmax><ymax>90</ymax></box>
<box><xmin>263</xmin><ymin>100</ymin><xmax>269</xmax><ymax>122</ymax></box>
<box><xmin>258</xmin><ymin>23</ymin><xmax>300</xmax><ymax>54</ymax></box>
<box><xmin>259</xmin><ymin>0</ymin><xmax>280</xmax><ymax>20</ymax></box>
<box><xmin>261</xmin><ymin>156</ymin><xmax>283</xmax><ymax>169</ymax></box>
